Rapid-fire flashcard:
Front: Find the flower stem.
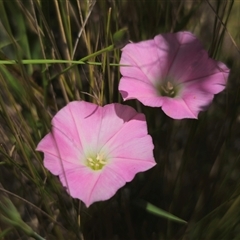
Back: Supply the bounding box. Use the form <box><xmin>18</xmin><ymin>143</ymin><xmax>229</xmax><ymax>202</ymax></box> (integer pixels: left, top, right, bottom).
<box><xmin>50</xmin><ymin>44</ymin><xmax>115</xmax><ymax>81</ymax></box>
<box><xmin>30</xmin><ymin>232</ymin><xmax>46</xmax><ymax>240</ymax></box>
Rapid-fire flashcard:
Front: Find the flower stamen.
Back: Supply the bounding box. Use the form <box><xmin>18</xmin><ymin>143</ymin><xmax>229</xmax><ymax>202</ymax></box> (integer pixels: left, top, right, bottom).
<box><xmin>157</xmin><ymin>79</ymin><xmax>176</xmax><ymax>97</ymax></box>
<box><xmin>160</xmin><ymin>81</ymin><xmax>175</xmax><ymax>96</ymax></box>
<box><xmin>87</xmin><ymin>153</ymin><xmax>107</xmax><ymax>170</ymax></box>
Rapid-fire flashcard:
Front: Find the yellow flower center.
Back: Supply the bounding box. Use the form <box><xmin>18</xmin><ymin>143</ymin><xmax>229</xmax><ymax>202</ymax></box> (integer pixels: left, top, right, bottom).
<box><xmin>86</xmin><ymin>153</ymin><xmax>107</xmax><ymax>171</ymax></box>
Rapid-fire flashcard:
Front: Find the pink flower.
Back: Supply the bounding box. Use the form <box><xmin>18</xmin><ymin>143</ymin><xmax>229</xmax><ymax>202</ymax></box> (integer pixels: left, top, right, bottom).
<box><xmin>36</xmin><ymin>101</ymin><xmax>156</xmax><ymax>207</ymax></box>
<box><xmin>119</xmin><ymin>31</ymin><xmax>230</xmax><ymax>119</ymax></box>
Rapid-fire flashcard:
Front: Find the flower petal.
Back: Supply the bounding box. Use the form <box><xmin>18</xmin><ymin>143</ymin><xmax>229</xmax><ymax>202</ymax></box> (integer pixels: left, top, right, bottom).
<box><xmin>98</xmin><ymin>103</ymin><xmax>151</xmax><ymax>145</ymax></box>
<box><xmin>58</xmin><ymin>167</ymin><xmax>127</xmax><ymax>207</ymax></box>
<box><xmin>101</xmin><ymin>113</ymin><xmax>154</xmax><ymax>158</ymax></box>
<box><xmin>154</xmin><ymin>32</ymin><xmax>206</xmax><ymax>81</ymax></box>
<box><xmin>106</xmin><ymin>135</ymin><xmax>156</xmax><ymax>182</ymax></box>
<box><xmin>106</xmin><ymin>156</ymin><xmax>154</xmax><ymax>182</ymax></box>
<box><xmin>36</xmin><ymin>101</ymin><xmax>156</xmax><ymax>207</ymax></box>
<box><xmin>119</xmin><ymin>77</ymin><xmax>164</xmax><ymax>106</ymax></box>
<box><xmin>181</xmin><ymin>61</ymin><xmax>229</xmax><ymax>94</ymax></box>
<box><xmin>119</xmin><ymin>31</ymin><xmax>230</xmax><ymax>119</ymax></box>
<box><xmin>52</xmin><ymin>101</ymin><xmax>103</xmax><ymax>155</ymax></box>
<box><xmin>161</xmin><ymin>97</ymin><xmax>197</xmax><ymax>119</ymax></box>
<box><xmin>36</xmin><ymin>127</ymin><xmax>85</xmax><ymax>174</ymax></box>
<box><xmin>97</xmin><ymin>103</ymin><xmax>140</xmax><ymax>147</ymax></box>
<box><xmin>161</xmin><ymin>91</ymin><xmax>214</xmax><ymax>119</ymax></box>
<box><xmin>120</xmin><ymin>39</ymin><xmax>165</xmax><ymax>84</ymax></box>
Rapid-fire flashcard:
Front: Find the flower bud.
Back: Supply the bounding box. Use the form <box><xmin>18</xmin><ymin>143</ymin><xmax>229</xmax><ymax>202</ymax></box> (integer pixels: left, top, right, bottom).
<box><xmin>112</xmin><ymin>27</ymin><xmax>129</xmax><ymax>49</ymax></box>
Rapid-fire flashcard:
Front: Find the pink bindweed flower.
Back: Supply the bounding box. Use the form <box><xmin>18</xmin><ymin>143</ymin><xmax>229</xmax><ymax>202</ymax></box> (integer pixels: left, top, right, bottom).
<box><xmin>119</xmin><ymin>31</ymin><xmax>230</xmax><ymax>119</ymax></box>
<box><xmin>36</xmin><ymin>101</ymin><xmax>156</xmax><ymax>207</ymax></box>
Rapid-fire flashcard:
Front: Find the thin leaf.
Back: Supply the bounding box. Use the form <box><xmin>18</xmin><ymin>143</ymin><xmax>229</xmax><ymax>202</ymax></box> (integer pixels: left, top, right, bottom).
<box><xmin>135</xmin><ymin>199</ymin><xmax>187</xmax><ymax>224</ymax></box>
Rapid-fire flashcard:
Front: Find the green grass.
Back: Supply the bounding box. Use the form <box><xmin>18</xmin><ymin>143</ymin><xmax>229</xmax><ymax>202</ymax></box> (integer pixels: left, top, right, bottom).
<box><xmin>0</xmin><ymin>0</ymin><xmax>239</xmax><ymax>239</ymax></box>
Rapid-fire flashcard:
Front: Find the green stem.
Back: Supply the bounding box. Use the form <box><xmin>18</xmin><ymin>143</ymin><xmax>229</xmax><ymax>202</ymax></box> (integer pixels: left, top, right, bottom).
<box><xmin>30</xmin><ymin>231</ymin><xmax>46</xmax><ymax>240</ymax></box>
<box><xmin>0</xmin><ymin>59</ymin><xmax>119</xmax><ymax>66</ymax></box>
<box><xmin>50</xmin><ymin>44</ymin><xmax>115</xmax><ymax>80</ymax></box>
